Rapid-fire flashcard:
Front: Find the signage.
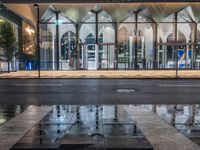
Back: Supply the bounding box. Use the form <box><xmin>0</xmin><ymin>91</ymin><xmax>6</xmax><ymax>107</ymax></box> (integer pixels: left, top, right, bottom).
<box><xmin>178</xmin><ymin>49</ymin><xmax>185</xmax><ymax>68</ymax></box>
<box><xmin>177</xmin><ymin>49</ymin><xmax>192</xmax><ymax>68</ymax></box>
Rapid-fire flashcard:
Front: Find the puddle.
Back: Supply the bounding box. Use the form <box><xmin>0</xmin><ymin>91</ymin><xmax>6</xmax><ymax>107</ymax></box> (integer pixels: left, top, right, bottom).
<box><xmin>11</xmin><ymin>105</ymin><xmax>153</xmax><ymax>150</ymax></box>
<box><xmin>147</xmin><ymin>105</ymin><xmax>200</xmax><ymax>146</ymax></box>
<box><xmin>0</xmin><ymin>105</ymin><xmax>28</xmax><ymax>126</ymax></box>
<box><xmin>6</xmin><ymin>104</ymin><xmax>200</xmax><ymax>149</ymax></box>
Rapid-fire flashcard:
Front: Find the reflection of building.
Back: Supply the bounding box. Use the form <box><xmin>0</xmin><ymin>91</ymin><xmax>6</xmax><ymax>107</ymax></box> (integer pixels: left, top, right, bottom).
<box><xmin>2</xmin><ymin>1</ymin><xmax>200</xmax><ymax>70</ymax></box>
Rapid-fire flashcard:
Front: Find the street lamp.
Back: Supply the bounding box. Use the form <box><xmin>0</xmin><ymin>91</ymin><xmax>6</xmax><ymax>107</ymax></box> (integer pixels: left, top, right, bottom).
<box><xmin>34</xmin><ymin>4</ymin><xmax>40</xmax><ymax>78</ymax></box>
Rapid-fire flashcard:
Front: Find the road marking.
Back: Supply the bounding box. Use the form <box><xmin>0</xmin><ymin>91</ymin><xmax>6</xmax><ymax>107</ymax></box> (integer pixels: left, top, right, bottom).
<box><xmin>159</xmin><ymin>84</ymin><xmax>200</xmax><ymax>87</ymax></box>
<box><xmin>14</xmin><ymin>84</ymin><xmax>63</xmax><ymax>87</ymax></box>
<box><xmin>117</xmin><ymin>89</ymin><xmax>135</xmax><ymax>93</ymax></box>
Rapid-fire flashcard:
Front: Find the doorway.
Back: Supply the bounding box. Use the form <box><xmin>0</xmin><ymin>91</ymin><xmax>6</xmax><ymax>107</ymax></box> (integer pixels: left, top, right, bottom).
<box><xmin>98</xmin><ymin>43</ymin><xmax>115</xmax><ymax>70</ymax></box>
<box><xmin>81</xmin><ymin>44</ymin><xmax>98</xmax><ymax>70</ymax></box>
<box><xmin>80</xmin><ymin>43</ymin><xmax>115</xmax><ymax>70</ymax></box>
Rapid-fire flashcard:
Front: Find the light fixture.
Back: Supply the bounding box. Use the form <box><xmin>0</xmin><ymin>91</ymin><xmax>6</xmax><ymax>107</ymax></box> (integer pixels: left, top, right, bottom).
<box><xmin>34</xmin><ymin>4</ymin><xmax>39</xmax><ymax>9</ymax></box>
<box><xmin>0</xmin><ymin>19</ymin><xmax>5</xmax><ymax>23</ymax></box>
<box><xmin>25</xmin><ymin>27</ymin><xmax>35</xmax><ymax>35</ymax></box>
<box><xmin>55</xmin><ymin>19</ymin><xmax>63</xmax><ymax>25</ymax></box>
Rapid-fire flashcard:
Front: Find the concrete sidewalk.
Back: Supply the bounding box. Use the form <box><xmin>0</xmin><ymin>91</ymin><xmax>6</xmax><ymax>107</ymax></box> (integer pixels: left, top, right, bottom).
<box><xmin>0</xmin><ymin>70</ymin><xmax>200</xmax><ymax>78</ymax></box>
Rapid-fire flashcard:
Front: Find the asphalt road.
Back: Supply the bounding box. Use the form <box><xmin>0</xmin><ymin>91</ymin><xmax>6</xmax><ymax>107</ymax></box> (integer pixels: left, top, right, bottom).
<box><xmin>0</xmin><ymin>79</ymin><xmax>200</xmax><ymax>105</ymax></box>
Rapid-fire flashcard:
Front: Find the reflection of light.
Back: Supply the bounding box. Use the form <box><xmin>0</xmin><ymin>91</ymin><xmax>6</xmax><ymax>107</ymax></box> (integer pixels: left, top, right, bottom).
<box><xmin>25</xmin><ymin>27</ymin><xmax>35</xmax><ymax>35</ymax></box>
<box><xmin>0</xmin><ymin>19</ymin><xmax>5</xmax><ymax>23</ymax></box>
<box><xmin>88</xmin><ymin>11</ymin><xmax>93</xmax><ymax>15</ymax></box>
<box><xmin>55</xmin><ymin>19</ymin><xmax>64</xmax><ymax>25</ymax></box>
<box><xmin>0</xmin><ymin>118</ymin><xmax>6</xmax><ymax>125</ymax></box>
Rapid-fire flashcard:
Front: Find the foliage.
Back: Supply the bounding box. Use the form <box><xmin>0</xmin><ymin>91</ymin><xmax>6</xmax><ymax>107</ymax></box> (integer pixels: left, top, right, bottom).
<box><xmin>0</xmin><ymin>21</ymin><xmax>16</xmax><ymax>72</ymax></box>
<box><xmin>0</xmin><ymin>21</ymin><xmax>16</xmax><ymax>61</ymax></box>
<box><xmin>22</xmin><ymin>27</ymin><xmax>36</xmax><ymax>59</ymax></box>
<box><xmin>16</xmin><ymin>25</ymin><xmax>36</xmax><ymax>64</ymax></box>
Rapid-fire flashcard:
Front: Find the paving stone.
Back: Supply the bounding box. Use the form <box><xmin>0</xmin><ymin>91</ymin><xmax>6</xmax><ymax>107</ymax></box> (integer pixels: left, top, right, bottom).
<box><xmin>1</xmin><ymin>70</ymin><xmax>200</xmax><ymax>78</ymax></box>
<box><xmin>124</xmin><ymin>105</ymin><xmax>200</xmax><ymax>150</ymax></box>
<box><xmin>0</xmin><ymin>105</ymin><xmax>53</xmax><ymax>150</ymax></box>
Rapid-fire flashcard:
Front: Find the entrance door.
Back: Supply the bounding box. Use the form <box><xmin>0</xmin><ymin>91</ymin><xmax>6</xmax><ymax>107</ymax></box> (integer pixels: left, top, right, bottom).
<box><xmin>81</xmin><ymin>44</ymin><xmax>98</xmax><ymax>70</ymax></box>
<box><xmin>99</xmin><ymin>43</ymin><xmax>115</xmax><ymax>69</ymax></box>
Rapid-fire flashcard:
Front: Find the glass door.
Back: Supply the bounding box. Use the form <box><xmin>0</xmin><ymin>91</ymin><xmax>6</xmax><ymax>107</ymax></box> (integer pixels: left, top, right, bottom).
<box><xmin>99</xmin><ymin>43</ymin><xmax>115</xmax><ymax>70</ymax></box>
<box><xmin>81</xmin><ymin>44</ymin><xmax>98</xmax><ymax>70</ymax></box>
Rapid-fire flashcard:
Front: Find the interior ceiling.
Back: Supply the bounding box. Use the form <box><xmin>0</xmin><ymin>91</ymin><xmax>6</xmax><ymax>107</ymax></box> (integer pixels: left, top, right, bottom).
<box><xmin>53</xmin><ymin>4</ymin><xmax>96</xmax><ymax>22</ymax></box>
<box><xmin>3</xmin><ymin>3</ymin><xmax>200</xmax><ymax>26</ymax></box>
<box><xmin>5</xmin><ymin>4</ymin><xmax>36</xmax><ymax>26</ymax></box>
<box><xmin>190</xmin><ymin>4</ymin><xmax>200</xmax><ymax>23</ymax></box>
<box><xmin>141</xmin><ymin>3</ymin><xmax>189</xmax><ymax>22</ymax></box>
<box><xmin>98</xmin><ymin>3</ymin><xmax>142</xmax><ymax>22</ymax></box>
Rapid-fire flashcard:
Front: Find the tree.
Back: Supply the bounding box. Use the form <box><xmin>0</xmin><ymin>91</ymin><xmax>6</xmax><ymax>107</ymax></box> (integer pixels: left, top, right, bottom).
<box><xmin>15</xmin><ymin>25</ymin><xmax>36</xmax><ymax>70</ymax></box>
<box><xmin>0</xmin><ymin>21</ymin><xmax>16</xmax><ymax>72</ymax></box>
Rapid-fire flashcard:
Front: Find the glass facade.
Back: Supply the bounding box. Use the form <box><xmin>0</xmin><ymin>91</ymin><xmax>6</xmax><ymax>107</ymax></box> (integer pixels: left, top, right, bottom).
<box><xmin>2</xmin><ymin>3</ymin><xmax>200</xmax><ymax>71</ymax></box>
<box><xmin>0</xmin><ymin>3</ymin><xmax>22</xmax><ymax>71</ymax></box>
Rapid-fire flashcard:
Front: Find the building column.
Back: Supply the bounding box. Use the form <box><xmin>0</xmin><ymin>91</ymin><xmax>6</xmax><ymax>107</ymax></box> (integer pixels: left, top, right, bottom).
<box><xmin>76</xmin><ymin>23</ymin><xmax>80</xmax><ymax>70</ymax></box>
<box><xmin>114</xmin><ymin>22</ymin><xmax>118</xmax><ymax>70</ymax></box>
<box><xmin>134</xmin><ymin>12</ymin><xmax>138</xmax><ymax>70</ymax></box>
<box><xmin>174</xmin><ymin>12</ymin><xmax>178</xmax><ymax>71</ymax></box>
<box><xmin>95</xmin><ymin>11</ymin><xmax>99</xmax><ymax>70</ymax></box>
<box><xmin>153</xmin><ymin>22</ymin><xmax>158</xmax><ymax>69</ymax></box>
<box><xmin>175</xmin><ymin>12</ymin><xmax>178</xmax><ymax>42</ymax></box>
<box><xmin>193</xmin><ymin>22</ymin><xmax>197</xmax><ymax>69</ymax></box>
<box><xmin>34</xmin><ymin>4</ymin><xmax>40</xmax><ymax>78</ymax></box>
<box><xmin>56</xmin><ymin>11</ymin><xmax>60</xmax><ymax>70</ymax></box>
<box><xmin>95</xmin><ymin>12</ymin><xmax>98</xmax><ymax>44</ymax></box>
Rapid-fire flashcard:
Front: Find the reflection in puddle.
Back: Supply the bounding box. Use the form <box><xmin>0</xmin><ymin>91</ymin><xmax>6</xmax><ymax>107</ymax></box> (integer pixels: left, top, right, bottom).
<box><xmin>148</xmin><ymin>105</ymin><xmax>200</xmax><ymax>145</ymax></box>
<box><xmin>0</xmin><ymin>105</ymin><xmax>27</xmax><ymax>126</ymax></box>
<box><xmin>6</xmin><ymin>104</ymin><xmax>200</xmax><ymax>149</ymax></box>
<box><xmin>11</xmin><ymin>105</ymin><xmax>153</xmax><ymax>150</ymax></box>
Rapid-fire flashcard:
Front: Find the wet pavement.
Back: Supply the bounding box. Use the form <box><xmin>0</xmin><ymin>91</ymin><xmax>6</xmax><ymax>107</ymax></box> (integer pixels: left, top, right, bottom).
<box><xmin>0</xmin><ymin>105</ymin><xmax>27</xmax><ymax>126</ymax></box>
<box><xmin>125</xmin><ymin>105</ymin><xmax>200</xmax><ymax>150</ymax></box>
<box><xmin>1</xmin><ymin>104</ymin><xmax>200</xmax><ymax>150</ymax></box>
<box><xmin>0</xmin><ymin>106</ymin><xmax>53</xmax><ymax>150</ymax></box>
<box><xmin>149</xmin><ymin>105</ymin><xmax>200</xmax><ymax>146</ymax></box>
<box><xmin>11</xmin><ymin>105</ymin><xmax>153</xmax><ymax>150</ymax></box>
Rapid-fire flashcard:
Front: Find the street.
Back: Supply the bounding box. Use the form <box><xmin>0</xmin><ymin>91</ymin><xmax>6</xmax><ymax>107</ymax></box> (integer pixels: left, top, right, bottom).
<box><xmin>0</xmin><ymin>79</ymin><xmax>199</xmax><ymax>105</ymax></box>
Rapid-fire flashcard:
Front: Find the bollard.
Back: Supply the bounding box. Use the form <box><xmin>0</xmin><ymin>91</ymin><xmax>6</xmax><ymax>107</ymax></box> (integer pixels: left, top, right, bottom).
<box><xmin>76</xmin><ymin>106</ymin><xmax>80</xmax><ymax>125</ymax></box>
<box><xmin>133</xmin><ymin>124</ymin><xmax>137</xmax><ymax>134</ymax></box>
<box><xmin>114</xmin><ymin>105</ymin><xmax>118</xmax><ymax>121</ymax></box>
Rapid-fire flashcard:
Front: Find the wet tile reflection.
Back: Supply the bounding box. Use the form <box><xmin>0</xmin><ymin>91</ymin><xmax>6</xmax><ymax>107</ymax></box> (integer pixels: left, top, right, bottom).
<box><xmin>0</xmin><ymin>105</ymin><xmax>27</xmax><ymax>126</ymax></box>
<box><xmin>11</xmin><ymin>105</ymin><xmax>153</xmax><ymax>150</ymax></box>
<box><xmin>148</xmin><ymin>105</ymin><xmax>200</xmax><ymax>145</ymax></box>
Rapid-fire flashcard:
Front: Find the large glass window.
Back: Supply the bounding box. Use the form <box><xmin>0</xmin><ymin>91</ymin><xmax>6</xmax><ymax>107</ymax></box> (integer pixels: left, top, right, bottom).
<box><xmin>118</xmin><ymin>22</ymin><xmax>135</xmax><ymax>69</ymax></box>
<box><xmin>79</xmin><ymin>13</ymin><xmax>96</xmax><ymax>70</ymax></box>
